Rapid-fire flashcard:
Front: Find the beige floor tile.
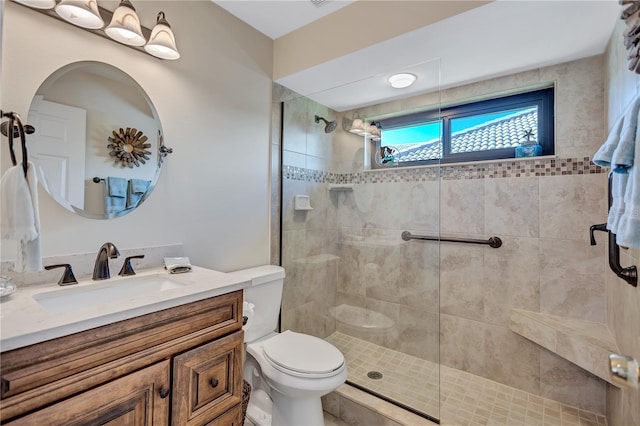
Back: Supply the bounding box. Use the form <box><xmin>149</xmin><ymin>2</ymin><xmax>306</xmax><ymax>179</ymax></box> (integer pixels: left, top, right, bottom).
<box><xmin>325</xmin><ymin>332</ymin><xmax>607</xmax><ymax>426</ymax></box>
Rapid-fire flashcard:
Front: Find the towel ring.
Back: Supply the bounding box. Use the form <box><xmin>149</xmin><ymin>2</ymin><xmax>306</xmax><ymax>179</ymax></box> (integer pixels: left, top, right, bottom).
<box><xmin>2</xmin><ymin>111</ymin><xmax>29</xmax><ymax>178</ymax></box>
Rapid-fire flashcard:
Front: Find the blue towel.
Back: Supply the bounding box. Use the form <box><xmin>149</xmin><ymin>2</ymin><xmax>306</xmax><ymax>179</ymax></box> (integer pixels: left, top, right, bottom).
<box><xmin>608</xmin><ymin>171</ymin><xmax>628</xmax><ymax>233</ymax></box>
<box><xmin>593</xmin><ymin>115</ymin><xmax>624</xmax><ymax>169</ymax></box>
<box><xmin>126</xmin><ymin>178</ymin><xmax>150</xmax><ymax>209</ymax></box>
<box><xmin>616</xmin><ymin>111</ymin><xmax>640</xmax><ymax>249</ymax></box>
<box><xmin>593</xmin><ymin>96</ymin><xmax>640</xmax><ymax>248</ymax></box>
<box><xmin>611</xmin><ymin>98</ymin><xmax>640</xmax><ymax>172</ymax></box>
<box><xmin>105</xmin><ymin>177</ymin><xmax>127</xmax><ymax>217</ymax></box>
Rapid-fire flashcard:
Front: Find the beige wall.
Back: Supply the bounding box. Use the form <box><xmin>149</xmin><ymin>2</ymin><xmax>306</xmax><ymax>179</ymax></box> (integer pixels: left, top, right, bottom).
<box><xmin>273</xmin><ymin>0</ymin><xmax>490</xmax><ymax>80</ymax></box>
<box><xmin>1</xmin><ymin>1</ymin><xmax>273</xmax><ymax>271</ymax></box>
<box><xmin>604</xmin><ymin>19</ymin><xmax>640</xmax><ymax>426</ymax></box>
<box><xmin>279</xmin><ymin>55</ymin><xmax>610</xmax><ymax>413</ymax></box>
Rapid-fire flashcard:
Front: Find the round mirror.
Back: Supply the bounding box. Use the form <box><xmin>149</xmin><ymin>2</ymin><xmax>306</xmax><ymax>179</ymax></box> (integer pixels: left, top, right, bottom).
<box><xmin>27</xmin><ymin>61</ymin><xmax>165</xmax><ymax>219</ymax></box>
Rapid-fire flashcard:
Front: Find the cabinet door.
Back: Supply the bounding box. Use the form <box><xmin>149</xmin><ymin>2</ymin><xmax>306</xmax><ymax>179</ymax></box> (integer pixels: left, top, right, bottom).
<box><xmin>172</xmin><ymin>331</ymin><xmax>243</xmax><ymax>426</ymax></box>
<box><xmin>205</xmin><ymin>404</ymin><xmax>243</xmax><ymax>426</ymax></box>
<box><xmin>8</xmin><ymin>360</ymin><xmax>171</xmax><ymax>425</ymax></box>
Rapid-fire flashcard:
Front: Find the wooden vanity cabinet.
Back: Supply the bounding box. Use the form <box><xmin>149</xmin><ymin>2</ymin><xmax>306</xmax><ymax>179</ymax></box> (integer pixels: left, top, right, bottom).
<box><xmin>0</xmin><ymin>290</ymin><xmax>244</xmax><ymax>425</ymax></box>
<box><xmin>172</xmin><ymin>332</ymin><xmax>244</xmax><ymax>425</ymax></box>
<box><xmin>8</xmin><ymin>360</ymin><xmax>172</xmax><ymax>425</ymax></box>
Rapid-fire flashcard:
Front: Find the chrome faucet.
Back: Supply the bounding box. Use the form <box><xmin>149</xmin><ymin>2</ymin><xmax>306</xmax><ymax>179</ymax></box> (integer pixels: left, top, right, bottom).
<box><xmin>93</xmin><ymin>242</ymin><xmax>120</xmax><ymax>280</ymax></box>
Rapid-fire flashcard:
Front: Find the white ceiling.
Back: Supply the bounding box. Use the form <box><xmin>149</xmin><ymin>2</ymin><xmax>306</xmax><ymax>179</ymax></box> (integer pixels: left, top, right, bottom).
<box><xmin>213</xmin><ymin>0</ymin><xmax>356</xmax><ymax>39</ymax></box>
<box><xmin>213</xmin><ymin>0</ymin><xmax>621</xmax><ymax>112</ymax></box>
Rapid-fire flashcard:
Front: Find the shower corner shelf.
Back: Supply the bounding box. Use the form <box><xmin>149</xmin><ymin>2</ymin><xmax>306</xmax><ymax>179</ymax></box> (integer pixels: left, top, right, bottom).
<box><xmin>328</xmin><ymin>184</ymin><xmax>354</xmax><ymax>192</ymax></box>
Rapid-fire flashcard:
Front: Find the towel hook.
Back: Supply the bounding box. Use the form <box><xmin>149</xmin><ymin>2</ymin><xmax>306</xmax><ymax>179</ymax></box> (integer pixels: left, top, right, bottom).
<box><xmin>0</xmin><ymin>120</ymin><xmax>35</xmax><ymax>138</ymax></box>
<box><xmin>1</xmin><ymin>111</ymin><xmax>30</xmax><ymax>178</ymax></box>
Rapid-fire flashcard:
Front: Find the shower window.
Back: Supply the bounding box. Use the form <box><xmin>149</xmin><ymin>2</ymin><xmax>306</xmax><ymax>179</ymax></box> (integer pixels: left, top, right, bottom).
<box><xmin>375</xmin><ymin>86</ymin><xmax>554</xmax><ymax>167</ymax></box>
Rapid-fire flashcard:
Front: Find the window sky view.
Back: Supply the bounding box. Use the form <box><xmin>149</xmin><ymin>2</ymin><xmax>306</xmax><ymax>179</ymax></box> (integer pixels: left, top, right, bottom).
<box><xmin>381</xmin><ymin>107</ymin><xmax>536</xmax><ymax>147</ymax></box>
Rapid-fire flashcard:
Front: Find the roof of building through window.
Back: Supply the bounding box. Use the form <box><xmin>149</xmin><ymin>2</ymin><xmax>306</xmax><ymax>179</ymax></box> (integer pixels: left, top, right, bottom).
<box><xmin>395</xmin><ymin>108</ymin><xmax>538</xmax><ymax>162</ymax></box>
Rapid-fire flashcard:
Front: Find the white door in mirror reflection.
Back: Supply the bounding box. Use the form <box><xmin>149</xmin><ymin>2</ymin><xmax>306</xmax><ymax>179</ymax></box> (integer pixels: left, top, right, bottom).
<box><xmin>29</xmin><ymin>97</ymin><xmax>86</xmax><ymax>210</ymax></box>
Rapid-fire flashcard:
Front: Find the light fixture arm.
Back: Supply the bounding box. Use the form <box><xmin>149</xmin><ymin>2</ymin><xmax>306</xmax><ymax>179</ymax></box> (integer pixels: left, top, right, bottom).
<box><xmin>119</xmin><ymin>0</ymin><xmax>135</xmax><ymax>10</ymax></box>
<box><xmin>155</xmin><ymin>11</ymin><xmax>171</xmax><ymax>27</ymax></box>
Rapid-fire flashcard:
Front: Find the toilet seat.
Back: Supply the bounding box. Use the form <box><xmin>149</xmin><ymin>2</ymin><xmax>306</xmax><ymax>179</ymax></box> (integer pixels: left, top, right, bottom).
<box><xmin>257</xmin><ymin>330</ymin><xmax>345</xmax><ymax>378</ymax></box>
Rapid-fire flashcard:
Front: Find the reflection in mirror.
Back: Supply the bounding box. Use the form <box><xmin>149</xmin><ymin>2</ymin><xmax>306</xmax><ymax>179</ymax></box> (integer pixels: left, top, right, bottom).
<box><xmin>28</xmin><ymin>61</ymin><xmax>163</xmax><ymax>219</ymax></box>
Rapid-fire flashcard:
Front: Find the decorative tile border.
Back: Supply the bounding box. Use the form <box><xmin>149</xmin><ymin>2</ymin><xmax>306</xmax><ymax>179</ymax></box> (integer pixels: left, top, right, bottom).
<box><xmin>283</xmin><ymin>157</ymin><xmax>605</xmax><ymax>184</ymax></box>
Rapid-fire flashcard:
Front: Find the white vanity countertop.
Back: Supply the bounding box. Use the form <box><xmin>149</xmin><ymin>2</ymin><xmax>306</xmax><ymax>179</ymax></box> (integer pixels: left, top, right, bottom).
<box><xmin>0</xmin><ymin>266</ymin><xmax>251</xmax><ymax>352</ymax></box>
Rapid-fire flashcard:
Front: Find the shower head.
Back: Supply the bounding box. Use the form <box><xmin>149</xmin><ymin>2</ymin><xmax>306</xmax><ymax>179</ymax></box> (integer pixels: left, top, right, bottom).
<box><xmin>315</xmin><ymin>115</ymin><xmax>337</xmax><ymax>133</ymax></box>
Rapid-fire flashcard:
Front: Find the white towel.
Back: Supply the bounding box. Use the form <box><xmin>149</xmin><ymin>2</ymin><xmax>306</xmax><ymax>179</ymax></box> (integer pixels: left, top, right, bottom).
<box><xmin>0</xmin><ymin>161</ymin><xmax>42</xmax><ymax>272</ymax></box>
<box><xmin>163</xmin><ymin>257</ymin><xmax>192</xmax><ymax>274</ymax></box>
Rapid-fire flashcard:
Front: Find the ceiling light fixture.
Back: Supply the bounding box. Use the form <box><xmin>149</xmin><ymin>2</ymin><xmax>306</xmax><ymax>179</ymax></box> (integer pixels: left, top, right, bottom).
<box><xmin>55</xmin><ymin>0</ymin><xmax>104</xmax><ymax>29</ymax></box>
<box><xmin>105</xmin><ymin>0</ymin><xmax>145</xmax><ymax>46</ymax></box>
<box><xmin>388</xmin><ymin>73</ymin><xmax>417</xmax><ymax>89</ymax></box>
<box><xmin>144</xmin><ymin>12</ymin><xmax>180</xmax><ymax>60</ymax></box>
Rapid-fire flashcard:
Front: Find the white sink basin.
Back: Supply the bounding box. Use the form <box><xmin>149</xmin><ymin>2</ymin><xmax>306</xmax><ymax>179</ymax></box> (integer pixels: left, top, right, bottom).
<box><xmin>33</xmin><ymin>273</ymin><xmax>191</xmax><ymax>313</ymax></box>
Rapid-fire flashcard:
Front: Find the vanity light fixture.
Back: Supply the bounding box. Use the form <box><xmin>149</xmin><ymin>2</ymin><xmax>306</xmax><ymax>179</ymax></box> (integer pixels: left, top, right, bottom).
<box><xmin>55</xmin><ymin>0</ymin><xmax>104</xmax><ymax>29</ymax></box>
<box><xmin>349</xmin><ymin>116</ymin><xmax>365</xmax><ymax>135</ymax></box>
<box><xmin>144</xmin><ymin>12</ymin><xmax>180</xmax><ymax>60</ymax></box>
<box><xmin>388</xmin><ymin>73</ymin><xmax>417</xmax><ymax>89</ymax></box>
<box><xmin>367</xmin><ymin>121</ymin><xmax>381</xmax><ymax>142</ymax></box>
<box><xmin>11</xmin><ymin>0</ymin><xmax>180</xmax><ymax>60</ymax></box>
<box><xmin>105</xmin><ymin>0</ymin><xmax>145</xmax><ymax>46</ymax></box>
<box><xmin>342</xmin><ymin>111</ymin><xmax>366</xmax><ymax>135</ymax></box>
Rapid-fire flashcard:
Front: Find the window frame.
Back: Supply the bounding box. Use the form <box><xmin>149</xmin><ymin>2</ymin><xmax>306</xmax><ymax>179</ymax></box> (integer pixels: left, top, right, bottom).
<box><xmin>374</xmin><ymin>87</ymin><xmax>554</xmax><ymax>167</ymax></box>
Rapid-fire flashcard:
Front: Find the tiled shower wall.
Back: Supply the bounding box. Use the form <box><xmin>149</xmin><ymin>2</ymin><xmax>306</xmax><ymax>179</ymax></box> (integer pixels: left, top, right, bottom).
<box><xmin>275</xmin><ymin>55</ymin><xmax>610</xmax><ymax>414</ymax></box>
<box><xmin>604</xmin><ymin>19</ymin><xmax>640</xmax><ymax>426</ymax></box>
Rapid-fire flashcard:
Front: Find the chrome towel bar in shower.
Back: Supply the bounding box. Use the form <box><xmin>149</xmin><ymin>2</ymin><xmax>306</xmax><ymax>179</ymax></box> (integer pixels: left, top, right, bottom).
<box><xmin>401</xmin><ymin>231</ymin><xmax>503</xmax><ymax>248</ymax></box>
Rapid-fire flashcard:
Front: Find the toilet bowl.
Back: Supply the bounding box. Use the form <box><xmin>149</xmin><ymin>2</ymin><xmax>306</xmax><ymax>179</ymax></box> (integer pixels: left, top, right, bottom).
<box><xmin>245</xmin><ymin>331</ymin><xmax>347</xmax><ymax>426</ymax></box>
<box><xmin>230</xmin><ymin>265</ymin><xmax>347</xmax><ymax>426</ymax></box>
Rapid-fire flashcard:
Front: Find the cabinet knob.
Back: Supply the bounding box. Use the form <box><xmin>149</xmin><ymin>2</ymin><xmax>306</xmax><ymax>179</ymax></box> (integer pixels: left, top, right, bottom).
<box><xmin>210</xmin><ymin>378</ymin><xmax>219</xmax><ymax>388</ymax></box>
<box><xmin>159</xmin><ymin>388</ymin><xmax>170</xmax><ymax>398</ymax></box>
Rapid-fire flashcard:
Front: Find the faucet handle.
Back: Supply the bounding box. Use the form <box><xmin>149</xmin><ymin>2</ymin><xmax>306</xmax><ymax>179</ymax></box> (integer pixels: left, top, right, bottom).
<box><xmin>45</xmin><ymin>264</ymin><xmax>78</xmax><ymax>286</ymax></box>
<box><xmin>118</xmin><ymin>255</ymin><xmax>145</xmax><ymax>277</ymax></box>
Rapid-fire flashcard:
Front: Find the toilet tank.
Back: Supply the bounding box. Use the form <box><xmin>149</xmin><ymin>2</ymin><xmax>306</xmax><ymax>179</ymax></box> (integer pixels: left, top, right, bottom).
<box><xmin>228</xmin><ymin>265</ymin><xmax>285</xmax><ymax>343</ymax></box>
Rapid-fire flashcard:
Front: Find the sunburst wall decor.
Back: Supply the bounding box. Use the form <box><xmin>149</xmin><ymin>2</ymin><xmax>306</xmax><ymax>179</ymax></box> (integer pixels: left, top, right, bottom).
<box><xmin>107</xmin><ymin>127</ymin><xmax>151</xmax><ymax>168</ymax></box>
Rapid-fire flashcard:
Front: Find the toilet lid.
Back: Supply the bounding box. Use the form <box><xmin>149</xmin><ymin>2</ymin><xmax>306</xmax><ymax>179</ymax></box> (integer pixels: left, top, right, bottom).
<box><xmin>262</xmin><ymin>330</ymin><xmax>344</xmax><ymax>374</ymax></box>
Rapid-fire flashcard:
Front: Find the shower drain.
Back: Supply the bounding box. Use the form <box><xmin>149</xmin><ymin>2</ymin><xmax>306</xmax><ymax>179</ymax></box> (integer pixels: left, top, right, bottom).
<box><xmin>367</xmin><ymin>371</ymin><xmax>383</xmax><ymax>380</ymax></box>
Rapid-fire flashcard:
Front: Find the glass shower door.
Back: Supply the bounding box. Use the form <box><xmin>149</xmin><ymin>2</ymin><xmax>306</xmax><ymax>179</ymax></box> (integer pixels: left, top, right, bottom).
<box><xmin>278</xmin><ymin>58</ymin><xmax>442</xmax><ymax>422</ymax></box>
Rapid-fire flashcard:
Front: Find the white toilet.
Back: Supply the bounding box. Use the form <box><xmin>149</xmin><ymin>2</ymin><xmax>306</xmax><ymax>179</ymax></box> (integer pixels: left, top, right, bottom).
<box><xmin>232</xmin><ymin>265</ymin><xmax>348</xmax><ymax>426</ymax></box>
